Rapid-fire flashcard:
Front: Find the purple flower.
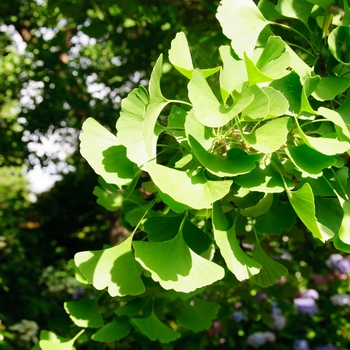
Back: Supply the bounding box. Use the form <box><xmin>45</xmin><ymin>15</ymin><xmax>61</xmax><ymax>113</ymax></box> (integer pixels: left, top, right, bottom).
<box><xmin>294</xmin><ymin>340</ymin><xmax>310</xmax><ymax>350</ymax></box>
<box><xmin>247</xmin><ymin>332</ymin><xmax>276</xmax><ymax>348</ymax></box>
<box><xmin>302</xmin><ymin>289</ymin><xmax>319</xmax><ymax>300</ymax></box>
<box><xmin>269</xmin><ymin>314</ymin><xmax>286</xmax><ymax>330</ymax></box>
<box><xmin>232</xmin><ymin>311</ymin><xmax>245</xmax><ymax>322</ymax></box>
<box><xmin>330</xmin><ymin>293</ymin><xmax>350</xmax><ymax>306</ymax></box>
<box><xmin>326</xmin><ymin>254</ymin><xmax>350</xmax><ymax>274</ymax></box>
<box><xmin>294</xmin><ymin>297</ymin><xmax>318</xmax><ymax>315</ymax></box>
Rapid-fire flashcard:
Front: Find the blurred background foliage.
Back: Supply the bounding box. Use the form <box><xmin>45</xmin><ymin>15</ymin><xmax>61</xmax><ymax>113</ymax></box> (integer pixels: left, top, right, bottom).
<box><xmin>1</xmin><ymin>0</ymin><xmax>350</xmax><ymax>349</ymax></box>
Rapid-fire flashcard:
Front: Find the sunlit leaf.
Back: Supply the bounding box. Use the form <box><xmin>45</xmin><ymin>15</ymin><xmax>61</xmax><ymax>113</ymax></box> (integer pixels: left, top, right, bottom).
<box><xmin>64</xmin><ymin>297</ymin><xmax>104</xmax><ymax>328</ymax></box>
<box><xmin>188</xmin><ymin>69</ymin><xmax>253</xmax><ymax>127</ymax></box>
<box><xmin>116</xmin><ymin>86</ymin><xmax>150</xmax><ymax>165</ymax></box>
<box><xmin>91</xmin><ymin>318</ymin><xmax>131</xmax><ymax>342</ymax></box>
<box><xmin>39</xmin><ymin>330</ymin><xmax>84</xmax><ymax>350</ymax></box>
<box><xmin>74</xmin><ymin>235</ymin><xmax>145</xmax><ymax>297</ymax></box>
<box><xmin>144</xmin><ymin>162</ymin><xmax>232</xmax><ymax>211</ymax></box>
<box><xmin>93</xmin><ymin>185</ymin><xmax>122</xmax><ymax>211</ymax></box>
<box><xmin>295</xmin><ymin>118</ymin><xmax>350</xmax><ymax>155</ymax></box>
<box><xmin>338</xmin><ymin>199</ymin><xmax>350</xmax><ymax>245</ymax></box>
<box><xmin>318</xmin><ymin>107</ymin><xmax>350</xmax><ymax>139</ymax></box>
<box><xmin>328</xmin><ymin>25</ymin><xmax>350</xmax><ymax>66</ymax></box>
<box><xmin>131</xmin><ymin>312</ymin><xmax>181</xmax><ymax>343</ymax></box>
<box><xmin>275</xmin><ymin>0</ymin><xmax>313</xmax><ymax>27</ymax></box>
<box><xmin>286</xmin><ymin>183</ymin><xmax>333</xmax><ymax>241</ymax></box>
<box><xmin>312</xmin><ymin>77</ymin><xmax>350</xmax><ymax>101</ymax></box>
<box><xmin>169</xmin><ymin>32</ymin><xmax>220</xmax><ymax>79</ymax></box>
<box><xmin>216</xmin><ymin>0</ymin><xmax>269</xmax><ymax>58</ymax></box>
<box><xmin>234</xmin><ymin>163</ymin><xmax>294</xmax><ymax>193</ymax></box>
<box><xmin>244</xmin><ymin>36</ymin><xmax>290</xmax><ymax>85</ymax></box>
<box><xmin>240</xmin><ymin>193</ymin><xmax>274</xmax><ymax>217</ymax></box>
<box><xmin>212</xmin><ymin>202</ymin><xmax>261</xmax><ymax>281</ymax></box>
<box><xmin>177</xmin><ymin>297</ymin><xmax>221</xmax><ymax>332</ymax></box>
<box><xmin>189</xmin><ymin>135</ymin><xmax>259</xmax><ymax>177</ymax></box>
<box><xmin>243</xmin><ymin>117</ymin><xmax>291</xmax><ymax>153</ymax></box>
<box><xmin>300</xmin><ymin>76</ymin><xmax>320</xmax><ymax>114</ymax></box>
<box><xmin>250</xmin><ymin>242</ymin><xmax>288</xmax><ymax>287</ymax></box>
<box><xmin>219</xmin><ymin>46</ymin><xmax>247</xmax><ymax>102</ymax></box>
<box><xmin>80</xmin><ymin>118</ymin><xmax>137</xmax><ymax>187</ymax></box>
<box><xmin>241</xmin><ymin>85</ymin><xmax>269</xmax><ymax>121</ymax></box>
<box><xmin>285</xmin><ymin>144</ymin><xmax>336</xmax><ymax>178</ymax></box>
<box><xmin>133</xmin><ymin>231</ymin><xmax>225</xmax><ymax>292</ymax></box>
<box><xmin>262</xmin><ymin>86</ymin><xmax>289</xmax><ymax>118</ymax></box>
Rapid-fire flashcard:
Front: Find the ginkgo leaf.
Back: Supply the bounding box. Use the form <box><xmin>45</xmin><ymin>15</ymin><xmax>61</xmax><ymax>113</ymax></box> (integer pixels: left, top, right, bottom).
<box><xmin>262</xmin><ymin>86</ymin><xmax>289</xmax><ymax>118</ymax></box>
<box><xmin>91</xmin><ymin>318</ymin><xmax>131</xmax><ymax>342</ymax></box>
<box><xmin>188</xmin><ymin>69</ymin><xmax>253</xmax><ymax>127</ymax></box>
<box><xmin>244</xmin><ymin>36</ymin><xmax>290</xmax><ymax>85</ymax></box>
<box><xmin>116</xmin><ymin>55</ymin><xmax>169</xmax><ymax>166</ymax></box>
<box><xmin>131</xmin><ymin>312</ymin><xmax>181</xmax><ymax>343</ymax></box>
<box><xmin>116</xmin><ymin>86</ymin><xmax>149</xmax><ymax>166</ymax></box>
<box><xmin>74</xmin><ymin>235</ymin><xmax>145</xmax><ymax>297</ymax></box>
<box><xmin>287</xmin><ymin>183</ymin><xmax>333</xmax><ymax>242</ymax></box>
<box><xmin>312</xmin><ymin>77</ymin><xmax>350</xmax><ymax>101</ymax></box>
<box><xmin>216</xmin><ymin>0</ymin><xmax>269</xmax><ymax>58</ymax></box>
<box><xmin>243</xmin><ymin>117</ymin><xmax>291</xmax><ymax>153</ymax></box>
<box><xmin>234</xmin><ymin>163</ymin><xmax>294</xmax><ymax>193</ymax></box>
<box><xmin>240</xmin><ymin>85</ymin><xmax>269</xmax><ymax>121</ymax></box>
<box><xmin>177</xmin><ymin>297</ymin><xmax>221</xmax><ymax>332</ymax></box>
<box><xmin>275</xmin><ymin>0</ymin><xmax>313</xmax><ymax>27</ymax></box>
<box><xmin>169</xmin><ymin>32</ymin><xmax>219</xmax><ymax>79</ymax></box>
<box><xmin>219</xmin><ymin>45</ymin><xmax>247</xmax><ymax>102</ymax></box>
<box><xmin>338</xmin><ymin>199</ymin><xmax>350</xmax><ymax>245</ymax></box>
<box><xmin>189</xmin><ymin>135</ymin><xmax>259</xmax><ymax>177</ymax></box>
<box><xmin>144</xmin><ymin>162</ymin><xmax>232</xmax><ymax>211</ymax></box>
<box><xmin>212</xmin><ymin>202</ymin><xmax>261</xmax><ymax>281</ymax></box>
<box><xmin>80</xmin><ymin>118</ymin><xmax>137</xmax><ymax>187</ymax></box>
<box><xmin>295</xmin><ymin>117</ymin><xmax>350</xmax><ymax>155</ymax></box>
<box><xmin>250</xmin><ymin>242</ymin><xmax>288</xmax><ymax>287</ymax></box>
<box><xmin>285</xmin><ymin>144</ymin><xmax>336</xmax><ymax>178</ymax></box>
<box><xmin>39</xmin><ymin>330</ymin><xmax>84</xmax><ymax>350</ymax></box>
<box><xmin>64</xmin><ymin>297</ymin><xmax>104</xmax><ymax>328</ymax></box>
<box><xmin>133</xmin><ymin>231</ymin><xmax>225</xmax><ymax>292</ymax></box>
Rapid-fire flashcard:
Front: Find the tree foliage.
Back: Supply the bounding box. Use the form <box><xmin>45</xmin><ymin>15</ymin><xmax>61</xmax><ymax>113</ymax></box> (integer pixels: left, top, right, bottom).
<box><xmin>2</xmin><ymin>0</ymin><xmax>350</xmax><ymax>349</ymax></box>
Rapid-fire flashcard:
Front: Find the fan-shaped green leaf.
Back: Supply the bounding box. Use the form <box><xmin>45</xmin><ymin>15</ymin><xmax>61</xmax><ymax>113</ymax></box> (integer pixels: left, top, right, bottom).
<box><xmin>285</xmin><ymin>144</ymin><xmax>336</xmax><ymax>178</ymax></box>
<box><xmin>189</xmin><ymin>135</ymin><xmax>259</xmax><ymax>177</ymax></box>
<box><xmin>244</xmin><ymin>117</ymin><xmax>291</xmax><ymax>153</ymax></box>
<box><xmin>177</xmin><ymin>297</ymin><xmax>221</xmax><ymax>332</ymax></box>
<box><xmin>133</xmin><ymin>231</ymin><xmax>225</xmax><ymax>292</ymax></box>
<box><xmin>39</xmin><ymin>330</ymin><xmax>84</xmax><ymax>350</ymax></box>
<box><xmin>80</xmin><ymin>118</ymin><xmax>137</xmax><ymax>187</ymax></box>
<box><xmin>287</xmin><ymin>183</ymin><xmax>333</xmax><ymax>241</ymax></box>
<box><xmin>91</xmin><ymin>318</ymin><xmax>131</xmax><ymax>342</ymax></box>
<box><xmin>74</xmin><ymin>235</ymin><xmax>145</xmax><ymax>297</ymax></box>
<box><xmin>275</xmin><ymin>0</ymin><xmax>313</xmax><ymax>27</ymax></box>
<box><xmin>240</xmin><ymin>85</ymin><xmax>269</xmax><ymax>121</ymax></box>
<box><xmin>212</xmin><ymin>202</ymin><xmax>261</xmax><ymax>281</ymax></box>
<box><xmin>116</xmin><ymin>86</ymin><xmax>149</xmax><ymax>165</ymax></box>
<box><xmin>328</xmin><ymin>25</ymin><xmax>350</xmax><ymax>66</ymax></box>
<box><xmin>244</xmin><ymin>36</ymin><xmax>290</xmax><ymax>85</ymax></box>
<box><xmin>318</xmin><ymin>107</ymin><xmax>350</xmax><ymax>139</ymax></box>
<box><xmin>93</xmin><ymin>185</ymin><xmax>122</xmax><ymax>211</ymax></box>
<box><xmin>338</xmin><ymin>199</ymin><xmax>350</xmax><ymax>245</ymax></box>
<box><xmin>234</xmin><ymin>163</ymin><xmax>294</xmax><ymax>193</ymax></box>
<box><xmin>312</xmin><ymin>77</ymin><xmax>350</xmax><ymax>101</ymax></box>
<box><xmin>216</xmin><ymin>0</ymin><xmax>269</xmax><ymax>58</ymax></box>
<box><xmin>295</xmin><ymin>118</ymin><xmax>350</xmax><ymax>155</ymax></box>
<box><xmin>144</xmin><ymin>162</ymin><xmax>232</xmax><ymax>211</ymax></box>
<box><xmin>169</xmin><ymin>32</ymin><xmax>220</xmax><ymax>79</ymax></box>
<box><xmin>262</xmin><ymin>86</ymin><xmax>289</xmax><ymax>118</ymax></box>
<box><xmin>241</xmin><ymin>193</ymin><xmax>274</xmax><ymax>217</ymax></box>
<box><xmin>250</xmin><ymin>242</ymin><xmax>288</xmax><ymax>287</ymax></box>
<box><xmin>219</xmin><ymin>46</ymin><xmax>247</xmax><ymax>102</ymax></box>
<box><xmin>64</xmin><ymin>297</ymin><xmax>104</xmax><ymax>328</ymax></box>
<box><xmin>188</xmin><ymin>69</ymin><xmax>253</xmax><ymax>127</ymax></box>
<box><xmin>131</xmin><ymin>312</ymin><xmax>180</xmax><ymax>343</ymax></box>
